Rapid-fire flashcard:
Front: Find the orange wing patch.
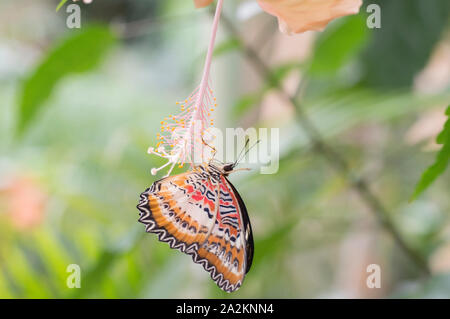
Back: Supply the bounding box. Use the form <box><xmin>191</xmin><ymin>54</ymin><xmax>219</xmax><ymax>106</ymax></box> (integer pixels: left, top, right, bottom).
<box><xmin>137</xmin><ymin>165</ymin><xmax>251</xmax><ymax>293</ymax></box>
<box><xmin>138</xmin><ymin>170</ymin><xmax>217</xmax><ymax>253</ymax></box>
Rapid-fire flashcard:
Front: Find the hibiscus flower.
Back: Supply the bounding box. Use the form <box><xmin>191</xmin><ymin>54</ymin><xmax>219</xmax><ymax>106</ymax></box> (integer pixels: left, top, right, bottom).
<box><xmin>194</xmin><ymin>0</ymin><xmax>363</xmax><ymax>34</ymax></box>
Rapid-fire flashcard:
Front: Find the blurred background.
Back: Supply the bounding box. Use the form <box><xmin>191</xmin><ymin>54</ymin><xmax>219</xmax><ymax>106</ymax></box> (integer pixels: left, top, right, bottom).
<box><xmin>0</xmin><ymin>0</ymin><xmax>449</xmax><ymax>298</ymax></box>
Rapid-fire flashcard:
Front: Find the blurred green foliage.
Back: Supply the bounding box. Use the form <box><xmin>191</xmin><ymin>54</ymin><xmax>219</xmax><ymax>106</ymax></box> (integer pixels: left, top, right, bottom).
<box><xmin>361</xmin><ymin>0</ymin><xmax>450</xmax><ymax>88</ymax></box>
<box><xmin>309</xmin><ymin>14</ymin><xmax>368</xmax><ymax>76</ymax></box>
<box><xmin>16</xmin><ymin>26</ymin><xmax>116</xmax><ymax>136</ymax></box>
<box><xmin>56</xmin><ymin>0</ymin><xmax>68</xmax><ymax>12</ymax></box>
<box><xmin>0</xmin><ymin>0</ymin><xmax>449</xmax><ymax>299</ymax></box>
<box><xmin>412</xmin><ymin>106</ymin><xmax>450</xmax><ymax>201</ymax></box>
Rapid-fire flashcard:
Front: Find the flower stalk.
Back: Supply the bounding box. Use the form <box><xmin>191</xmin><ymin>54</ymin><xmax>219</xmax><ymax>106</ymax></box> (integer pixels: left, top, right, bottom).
<box><xmin>148</xmin><ymin>0</ymin><xmax>224</xmax><ymax>177</ymax></box>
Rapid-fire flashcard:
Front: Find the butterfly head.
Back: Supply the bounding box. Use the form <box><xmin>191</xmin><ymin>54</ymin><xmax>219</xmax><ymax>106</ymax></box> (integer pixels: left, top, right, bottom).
<box><xmin>205</xmin><ymin>162</ymin><xmax>234</xmax><ymax>177</ymax></box>
<box><xmin>206</xmin><ymin>162</ymin><xmax>250</xmax><ymax>178</ymax></box>
<box><xmin>223</xmin><ymin>163</ymin><xmax>236</xmax><ymax>173</ymax></box>
<box><xmin>219</xmin><ymin>162</ymin><xmax>238</xmax><ymax>176</ymax></box>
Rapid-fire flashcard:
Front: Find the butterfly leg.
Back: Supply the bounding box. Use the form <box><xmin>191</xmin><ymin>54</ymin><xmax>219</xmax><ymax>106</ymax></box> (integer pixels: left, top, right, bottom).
<box><xmin>201</xmin><ymin>135</ymin><xmax>217</xmax><ymax>161</ymax></box>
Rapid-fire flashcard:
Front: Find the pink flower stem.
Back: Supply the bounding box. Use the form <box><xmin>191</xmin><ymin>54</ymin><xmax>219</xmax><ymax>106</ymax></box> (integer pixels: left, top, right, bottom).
<box><xmin>193</xmin><ymin>0</ymin><xmax>224</xmax><ymax>122</ymax></box>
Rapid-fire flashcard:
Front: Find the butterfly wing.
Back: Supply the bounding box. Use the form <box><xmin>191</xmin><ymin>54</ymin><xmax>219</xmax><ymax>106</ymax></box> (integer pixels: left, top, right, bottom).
<box><xmin>194</xmin><ymin>175</ymin><xmax>253</xmax><ymax>292</ymax></box>
<box><xmin>137</xmin><ymin>168</ymin><xmax>253</xmax><ymax>293</ymax></box>
<box><xmin>137</xmin><ymin>169</ymin><xmax>219</xmax><ymax>259</ymax></box>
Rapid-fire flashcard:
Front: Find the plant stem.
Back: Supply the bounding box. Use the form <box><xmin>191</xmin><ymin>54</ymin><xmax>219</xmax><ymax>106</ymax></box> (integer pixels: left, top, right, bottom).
<box><xmin>194</xmin><ymin>0</ymin><xmax>224</xmax><ymax>121</ymax></box>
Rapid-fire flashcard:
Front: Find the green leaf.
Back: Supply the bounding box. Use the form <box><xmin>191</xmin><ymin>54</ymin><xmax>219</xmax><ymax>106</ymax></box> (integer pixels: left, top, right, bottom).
<box><xmin>309</xmin><ymin>14</ymin><xmax>368</xmax><ymax>75</ymax></box>
<box><xmin>411</xmin><ymin>105</ymin><xmax>450</xmax><ymax>201</ymax></box>
<box><xmin>56</xmin><ymin>0</ymin><xmax>68</xmax><ymax>12</ymax></box>
<box><xmin>361</xmin><ymin>0</ymin><xmax>450</xmax><ymax>88</ymax></box>
<box><xmin>16</xmin><ymin>26</ymin><xmax>116</xmax><ymax>136</ymax></box>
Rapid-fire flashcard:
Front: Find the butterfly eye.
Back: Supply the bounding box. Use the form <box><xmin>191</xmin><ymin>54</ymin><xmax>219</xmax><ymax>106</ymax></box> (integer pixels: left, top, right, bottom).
<box><xmin>223</xmin><ymin>164</ymin><xmax>234</xmax><ymax>172</ymax></box>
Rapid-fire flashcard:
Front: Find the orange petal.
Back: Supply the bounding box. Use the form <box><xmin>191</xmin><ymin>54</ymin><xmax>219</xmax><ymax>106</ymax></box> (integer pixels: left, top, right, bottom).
<box><xmin>194</xmin><ymin>0</ymin><xmax>214</xmax><ymax>8</ymax></box>
<box><xmin>258</xmin><ymin>0</ymin><xmax>363</xmax><ymax>34</ymax></box>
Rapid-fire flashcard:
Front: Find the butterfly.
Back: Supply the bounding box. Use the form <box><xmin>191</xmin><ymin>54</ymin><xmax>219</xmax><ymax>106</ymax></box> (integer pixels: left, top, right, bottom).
<box><xmin>137</xmin><ymin>162</ymin><xmax>254</xmax><ymax>293</ymax></box>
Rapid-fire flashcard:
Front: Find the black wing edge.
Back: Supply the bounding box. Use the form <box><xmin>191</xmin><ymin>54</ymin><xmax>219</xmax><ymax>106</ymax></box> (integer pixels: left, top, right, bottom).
<box><xmin>225</xmin><ymin>177</ymin><xmax>254</xmax><ymax>274</ymax></box>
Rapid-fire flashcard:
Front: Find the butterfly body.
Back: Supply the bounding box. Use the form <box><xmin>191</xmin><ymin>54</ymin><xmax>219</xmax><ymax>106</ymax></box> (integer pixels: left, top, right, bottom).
<box><xmin>137</xmin><ymin>163</ymin><xmax>253</xmax><ymax>292</ymax></box>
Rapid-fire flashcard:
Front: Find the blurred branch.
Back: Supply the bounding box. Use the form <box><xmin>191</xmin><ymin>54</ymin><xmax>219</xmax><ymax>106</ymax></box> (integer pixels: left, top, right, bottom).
<box><xmin>218</xmin><ymin>13</ymin><xmax>431</xmax><ymax>276</ymax></box>
<box><xmin>252</xmin><ymin>19</ymin><xmax>278</xmax><ymax>53</ymax></box>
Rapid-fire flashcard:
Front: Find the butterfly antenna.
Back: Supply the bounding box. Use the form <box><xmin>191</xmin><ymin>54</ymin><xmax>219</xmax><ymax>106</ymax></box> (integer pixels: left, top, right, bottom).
<box><xmin>234</xmin><ymin>139</ymin><xmax>260</xmax><ymax>167</ymax></box>
<box><xmin>233</xmin><ymin>138</ymin><xmax>250</xmax><ymax>166</ymax></box>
